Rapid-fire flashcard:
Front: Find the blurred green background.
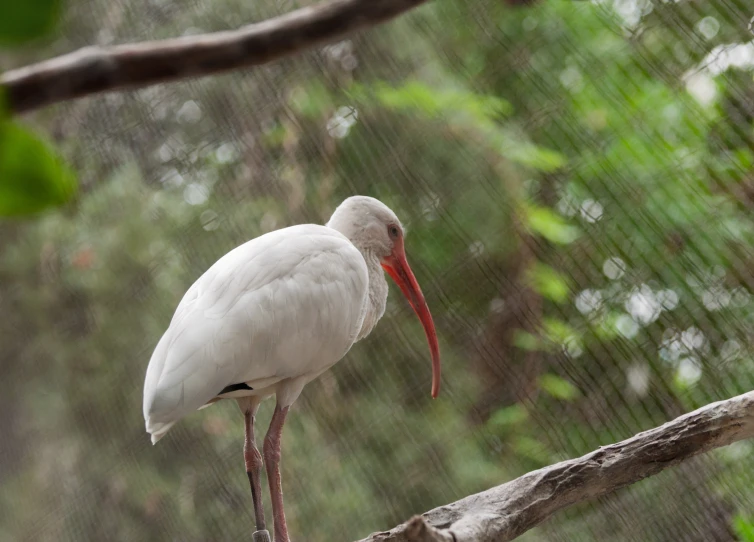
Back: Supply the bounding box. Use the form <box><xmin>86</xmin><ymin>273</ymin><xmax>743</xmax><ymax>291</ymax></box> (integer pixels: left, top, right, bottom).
<box><xmin>3</xmin><ymin>0</ymin><xmax>754</xmax><ymax>540</ymax></box>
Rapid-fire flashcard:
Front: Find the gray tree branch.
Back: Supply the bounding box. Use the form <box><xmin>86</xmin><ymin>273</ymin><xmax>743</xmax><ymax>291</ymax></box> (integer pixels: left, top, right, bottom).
<box><xmin>1</xmin><ymin>0</ymin><xmax>428</xmax><ymax>115</ymax></box>
<box><xmin>357</xmin><ymin>390</ymin><xmax>754</xmax><ymax>542</ymax></box>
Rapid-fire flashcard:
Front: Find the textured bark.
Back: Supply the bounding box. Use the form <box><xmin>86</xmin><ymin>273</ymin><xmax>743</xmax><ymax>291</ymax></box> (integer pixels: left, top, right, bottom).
<box><xmin>1</xmin><ymin>0</ymin><xmax>428</xmax><ymax>114</ymax></box>
<box><xmin>357</xmin><ymin>391</ymin><xmax>754</xmax><ymax>542</ymax></box>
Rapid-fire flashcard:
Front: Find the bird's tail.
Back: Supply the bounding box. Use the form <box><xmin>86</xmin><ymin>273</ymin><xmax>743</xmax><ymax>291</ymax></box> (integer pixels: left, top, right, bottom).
<box><xmin>146</xmin><ymin>420</ymin><xmax>176</xmax><ymax>445</ymax></box>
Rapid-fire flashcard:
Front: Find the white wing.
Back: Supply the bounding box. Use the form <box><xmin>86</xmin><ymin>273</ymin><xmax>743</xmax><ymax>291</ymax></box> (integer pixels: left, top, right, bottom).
<box><xmin>143</xmin><ymin>224</ymin><xmax>369</xmax><ymax>441</ymax></box>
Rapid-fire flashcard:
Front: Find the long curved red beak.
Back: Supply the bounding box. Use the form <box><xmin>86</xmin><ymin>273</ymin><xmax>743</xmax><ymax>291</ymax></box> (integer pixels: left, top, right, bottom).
<box><xmin>381</xmin><ymin>238</ymin><xmax>441</xmax><ymax>398</ymax></box>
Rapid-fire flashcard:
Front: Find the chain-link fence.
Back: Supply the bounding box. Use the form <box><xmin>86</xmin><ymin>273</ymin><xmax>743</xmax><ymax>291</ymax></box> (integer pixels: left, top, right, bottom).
<box><xmin>3</xmin><ymin>0</ymin><xmax>754</xmax><ymax>540</ymax></box>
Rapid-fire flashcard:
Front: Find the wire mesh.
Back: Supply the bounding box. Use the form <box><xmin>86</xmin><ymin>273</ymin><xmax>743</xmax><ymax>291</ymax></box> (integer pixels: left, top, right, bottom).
<box><xmin>3</xmin><ymin>0</ymin><xmax>754</xmax><ymax>541</ymax></box>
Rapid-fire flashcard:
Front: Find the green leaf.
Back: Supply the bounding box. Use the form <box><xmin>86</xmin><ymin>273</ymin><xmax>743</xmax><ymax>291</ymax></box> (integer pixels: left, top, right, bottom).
<box><xmin>513</xmin><ymin>329</ymin><xmax>541</xmax><ymax>351</ymax></box>
<box><xmin>542</xmin><ymin>318</ymin><xmax>583</xmax><ymax>356</ymax></box>
<box><xmin>597</xmin><ymin>312</ymin><xmax>630</xmax><ymax>341</ymax></box>
<box><xmin>523</xmin><ymin>204</ymin><xmax>581</xmax><ymax>244</ymax></box>
<box><xmin>542</xmin><ymin>318</ymin><xmax>579</xmax><ymax>343</ymax></box>
<box><xmin>526</xmin><ymin>263</ymin><xmax>571</xmax><ymax>303</ymax></box>
<box><xmin>350</xmin><ymin>80</ymin><xmax>511</xmax><ymax>132</ymax></box>
<box><xmin>0</xmin><ymin>122</ymin><xmax>77</xmax><ymax>216</ymax></box>
<box><xmin>540</xmin><ymin>374</ymin><xmax>580</xmax><ymax>401</ymax></box>
<box><xmin>0</xmin><ymin>0</ymin><xmax>61</xmax><ymax>45</ymax></box>
<box><xmin>289</xmin><ymin>82</ymin><xmax>334</xmax><ymax>118</ymax></box>
<box><xmin>488</xmin><ymin>404</ymin><xmax>528</xmax><ymax>430</ymax></box>
<box><xmin>733</xmin><ymin>514</ymin><xmax>754</xmax><ymax>542</ymax></box>
<box><xmin>368</xmin><ymin>80</ymin><xmax>510</xmax><ymax>120</ymax></box>
<box><xmin>504</xmin><ymin>143</ymin><xmax>567</xmax><ymax>172</ymax></box>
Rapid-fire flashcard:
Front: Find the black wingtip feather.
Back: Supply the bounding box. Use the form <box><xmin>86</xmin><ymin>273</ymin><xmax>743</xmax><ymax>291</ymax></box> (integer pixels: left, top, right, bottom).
<box><xmin>219</xmin><ymin>382</ymin><xmax>254</xmax><ymax>395</ymax></box>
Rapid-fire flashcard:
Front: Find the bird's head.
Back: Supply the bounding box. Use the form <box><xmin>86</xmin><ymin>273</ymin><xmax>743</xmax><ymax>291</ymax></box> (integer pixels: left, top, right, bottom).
<box><xmin>327</xmin><ymin>196</ymin><xmax>441</xmax><ymax>398</ymax></box>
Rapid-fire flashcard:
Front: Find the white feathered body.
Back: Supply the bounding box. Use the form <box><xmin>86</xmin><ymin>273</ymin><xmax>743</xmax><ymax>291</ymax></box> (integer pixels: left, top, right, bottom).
<box><xmin>143</xmin><ymin>223</ymin><xmax>387</xmax><ymax>443</ymax></box>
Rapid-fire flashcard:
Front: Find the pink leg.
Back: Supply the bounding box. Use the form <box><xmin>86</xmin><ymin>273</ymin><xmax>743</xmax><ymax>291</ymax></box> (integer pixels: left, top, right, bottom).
<box><xmin>244</xmin><ymin>408</ymin><xmax>266</xmax><ymax>532</ymax></box>
<box><xmin>263</xmin><ymin>404</ymin><xmax>291</xmax><ymax>542</ymax></box>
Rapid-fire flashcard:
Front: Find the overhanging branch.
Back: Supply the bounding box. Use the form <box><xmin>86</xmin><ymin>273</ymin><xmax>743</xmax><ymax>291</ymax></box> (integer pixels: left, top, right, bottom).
<box><xmin>1</xmin><ymin>0</ymin><xmax>429</xmax><ymax>114</ymax></box>
<box><xmin>357</xmin><ymin>390</ymin><xmax>754</xmax><ymax>542</ymax></box>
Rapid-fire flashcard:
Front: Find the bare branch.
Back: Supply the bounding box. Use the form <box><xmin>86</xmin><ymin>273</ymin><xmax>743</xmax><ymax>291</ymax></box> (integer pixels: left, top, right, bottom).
<box><xmin>358</xmin><ymin>391</ymin><xmax>754</xmax><ymax>542</ymax></box>
<box><xmin>1</xmin><ymin>0</ymin><xmax>428</xmax><ymax>114</ymax></box>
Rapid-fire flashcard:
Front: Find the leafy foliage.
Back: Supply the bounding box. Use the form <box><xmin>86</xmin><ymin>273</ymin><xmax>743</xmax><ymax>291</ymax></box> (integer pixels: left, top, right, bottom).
<box><xmin>0</xmin><ymin>0</ymin><xmax>61</xmax><ymax>45</ymax></box>
<box><xmin>539</xmin><ymin>374</ymin><xmax>579</xmax><ymax>401</ymax></box>
<box><xmin>0</xmin><ymin>122</ymin><xmax>76</xmax><ymax>215</ymax></box>
<box><xmin>733</xmin><ymin>514</ymin><xmax>754</xmax><ymax>542</ymax></box>
<box><xmin>2</xmin><ymin>0</ymin><xmax>754</xmax><ymax>541</ymax></box>
<box><xmin>522</xmin><ymin>204</ymin><xmax>581</xmax><ymax>245</ymax></box>
<box><xmin>0</xmin><ymin>0</ymin><xmax>75</xmax><ymax>218</ymax></box>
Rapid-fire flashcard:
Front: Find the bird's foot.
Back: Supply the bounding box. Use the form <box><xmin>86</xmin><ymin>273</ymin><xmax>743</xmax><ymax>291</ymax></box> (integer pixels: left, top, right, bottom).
<box><xmin>252</xmin><ymin>529</ymin><xmax>271</xmax><ymax>542</ymax></box>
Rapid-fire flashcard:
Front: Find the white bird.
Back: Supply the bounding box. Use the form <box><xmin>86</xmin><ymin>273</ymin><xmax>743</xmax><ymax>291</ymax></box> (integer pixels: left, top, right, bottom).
<box><xmin>143</xmin><ymin>196</ymin><xmax>441</xmax><ymax>542</ymax></box>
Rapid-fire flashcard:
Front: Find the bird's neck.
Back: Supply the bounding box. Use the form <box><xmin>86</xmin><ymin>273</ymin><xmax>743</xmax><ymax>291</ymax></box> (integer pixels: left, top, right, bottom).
<box><xmin>356</xmin><ymin>247</ymin><xmax>388</xmax><ymax>341</ymax></box>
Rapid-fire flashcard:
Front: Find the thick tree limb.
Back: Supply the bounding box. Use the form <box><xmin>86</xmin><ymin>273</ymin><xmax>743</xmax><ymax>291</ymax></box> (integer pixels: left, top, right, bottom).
<box><xmin>358</xmin><ymin>390</ymin><xmax>754</xmax><ymax>542</ymax></box>
<box><xmin>1</xmin><ymin>0</ymin><xmax>428</xmax><ymax>115</ymax></box>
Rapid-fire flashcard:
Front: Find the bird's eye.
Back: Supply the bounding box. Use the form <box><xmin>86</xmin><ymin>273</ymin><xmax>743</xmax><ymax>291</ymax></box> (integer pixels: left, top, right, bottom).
<box><xmin>389</xmin><ymin>226</ymin><xmax>400</xmax><ymax>238</ymax></box>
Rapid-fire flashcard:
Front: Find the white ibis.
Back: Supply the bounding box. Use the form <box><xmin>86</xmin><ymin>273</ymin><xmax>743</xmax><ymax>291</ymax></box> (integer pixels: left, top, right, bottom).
<box><xmin>143</xmin><ymin>196</ymin><xmax>441</xmax><ymax>542</ymax></box>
